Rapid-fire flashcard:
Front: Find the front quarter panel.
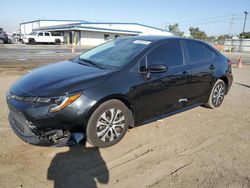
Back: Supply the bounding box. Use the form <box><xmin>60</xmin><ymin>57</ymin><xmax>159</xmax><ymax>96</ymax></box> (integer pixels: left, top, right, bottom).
<box><xmin>83</xmin><ymin>67</ymin><xmax>145</xmax><ymax>124</ymax></box>
<box><xmin>6</xmin><ymin>93</ymin><xmax>96</xmax><ymax>132</ymax></box>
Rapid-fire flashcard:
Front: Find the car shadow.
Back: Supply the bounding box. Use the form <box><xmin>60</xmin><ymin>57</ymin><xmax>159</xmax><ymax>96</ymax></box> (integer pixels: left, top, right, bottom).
<box><xmin>47</xmin><ymin>142</ymin><xmax>109</xmax><ymax>188</ymax></box>
<box><xmin>235</xmin><ymin>82</ymin><xmax>250</xmax><ymax>89</ymax></box>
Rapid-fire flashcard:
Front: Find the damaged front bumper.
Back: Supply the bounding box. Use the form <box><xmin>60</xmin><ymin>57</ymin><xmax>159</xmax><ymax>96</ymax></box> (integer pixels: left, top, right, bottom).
<box><xmin>5</xmin><ymin>89</ymin><xmax>95</xmax><ymax>147</ymax></box>
<box><xmin>8</xmin><ymin>111</ymin><xmax>85</xmax><ymax>147</ymax></box>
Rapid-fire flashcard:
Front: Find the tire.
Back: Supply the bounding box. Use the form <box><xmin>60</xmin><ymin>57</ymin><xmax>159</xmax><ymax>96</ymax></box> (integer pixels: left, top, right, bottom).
<box><xmin>86</xmin><ymin>99</ymin><xmax>131</xmax><ymax>148</ymax></box>
<box><xmin>205</xmin><ymin>79</ymin><xmax>226</xmax><ymax>109</ymax></box>
<box><xmin>55</xmin><ymin>39</ymin><xmax>61</xmax><ymax>45</ymax></box>
<box><xmin>0</xmin><ymin>38</ymin><xmax>4</xmax><ymax>44</ymax></box>
<box><xmin>29</xmin><ymin>38</ymin><xmax>36</xmax><ymax>45</ymax></box>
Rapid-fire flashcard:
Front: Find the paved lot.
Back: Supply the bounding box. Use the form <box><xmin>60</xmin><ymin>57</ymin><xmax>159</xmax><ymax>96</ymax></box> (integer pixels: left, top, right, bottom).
<box><xmin>0</xmin><ymin>44</ymin><xmax>88</xmax><ymax>74</ymax></box>
<box><xmin>224</xmin><ymin>52</ymin><xmax>250</xmax><ymax>64</ymax></box>
<box><xmin>0</xmin><ymin>45</ymin><xmax>250</xmax><ymax>188</ymax></box>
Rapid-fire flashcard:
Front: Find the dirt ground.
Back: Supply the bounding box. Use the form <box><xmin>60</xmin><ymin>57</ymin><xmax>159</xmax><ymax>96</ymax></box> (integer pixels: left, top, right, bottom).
<box><xmin>0</xmin><ymin>47</ymin><xmax>250</xmax><ymax>188</ymax></box>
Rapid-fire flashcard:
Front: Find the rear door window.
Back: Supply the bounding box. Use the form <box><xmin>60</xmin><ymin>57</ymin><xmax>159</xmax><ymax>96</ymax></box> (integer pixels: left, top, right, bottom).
<box><xmin>185</xmin><ymin>40</ymin><xmax>207</xmax><ymax>63</ymax></box>
<box><xmin>147</xmin><ymin>40</ymin><xmax>183</xmax><ymax>67</ymax></box>
<box><xmin>204</xmin><ymin>45</ymin><xmax>218</xmax><ymax>60</ymax></box>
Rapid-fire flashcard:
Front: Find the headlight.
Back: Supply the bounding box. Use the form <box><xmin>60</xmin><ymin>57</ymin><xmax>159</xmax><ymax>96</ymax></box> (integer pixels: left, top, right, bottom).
<box><xmin>49</xmin><ymin>93</ymin><xmax>81</xmax><ymax>113</ymax></box>
<box><xmin>36</xmin><ymin>97</ymin><xmax>51</xmax><ymax>103</ymax></box>
<box><xmin>10</xmin><ymin>93</ymin><xmax>81</xmax><ymax>112</ymax></box>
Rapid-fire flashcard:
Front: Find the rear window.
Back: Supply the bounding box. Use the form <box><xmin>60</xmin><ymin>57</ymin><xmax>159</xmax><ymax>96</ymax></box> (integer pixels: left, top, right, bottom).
<box><xmin>185</xmin><ymin>40</ymin><xmax>207</xmax><ymax>63</ymax></box>
<box><xmin>204</xmin><ymin>45</ymin><xmax>218</xmax><ymax>60</ymax></box>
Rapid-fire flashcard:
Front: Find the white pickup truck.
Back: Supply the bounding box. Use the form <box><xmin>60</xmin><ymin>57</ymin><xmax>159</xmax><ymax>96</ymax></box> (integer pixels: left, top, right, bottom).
<box><xmin>22</xmin><ymin>31</ymin><xmax>64</xmax><ymax>45</ymax></box>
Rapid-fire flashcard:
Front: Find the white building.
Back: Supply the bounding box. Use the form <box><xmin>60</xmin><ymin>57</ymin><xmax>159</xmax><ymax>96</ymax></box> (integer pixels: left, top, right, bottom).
<box><xmin>20</xmin><ymin>19</ymin><xmax>172</xmax><ymax>46</ymax></box>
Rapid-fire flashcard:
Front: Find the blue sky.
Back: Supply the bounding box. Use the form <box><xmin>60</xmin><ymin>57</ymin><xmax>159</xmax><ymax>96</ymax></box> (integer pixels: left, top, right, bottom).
<box><xmin>0</xmin><ymin>0</ymin><xmax>249</xmax><ymax>36</ymax></box>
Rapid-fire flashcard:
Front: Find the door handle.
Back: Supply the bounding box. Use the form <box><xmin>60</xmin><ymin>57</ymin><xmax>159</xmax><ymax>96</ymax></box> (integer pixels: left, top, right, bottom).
<box><xmin>182</xmin><ymin>71</ymin><xmax>189</xmax><ymax>78</ymax></box>
<box><xmin>209</xmin><ymin>65</ymin><xmax>215</xmax><ymax>70</ymax></box>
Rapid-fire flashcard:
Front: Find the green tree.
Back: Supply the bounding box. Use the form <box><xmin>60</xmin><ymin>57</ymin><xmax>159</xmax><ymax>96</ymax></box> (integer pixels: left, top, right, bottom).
<box><xmin>217</xmin><ymin>34</ymin><xmax>231</xmax><ymax>40</ymax></box>
<box><xmin>189</xmin><ymin>27</ymin><xmax>207</xmax><ymax>40</ymax></box>
<box><xmin>207</xmin><ymin>36</ymin><xmax>216</xmax><ymax>43</ymax></box>
<box><xmin>240</xmin><ymin>32</ymin><xmax>250</xmax><ymax>39</ymax></box>
<box><xmin>168</xmin><ymin>23</ymin><xmax>184</xmax><ymax>37</ymax></box>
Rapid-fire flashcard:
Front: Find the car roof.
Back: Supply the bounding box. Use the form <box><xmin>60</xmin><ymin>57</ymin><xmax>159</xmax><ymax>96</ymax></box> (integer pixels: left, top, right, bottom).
<box><xmin>125</xmin><ymin>35</ymin><xmax>178</xmax><ymax>42</ymax></box>
<box><xmin>122</xmin><ymin>35</ymin><xmax>209</xmax><ymax>44</ymax></box>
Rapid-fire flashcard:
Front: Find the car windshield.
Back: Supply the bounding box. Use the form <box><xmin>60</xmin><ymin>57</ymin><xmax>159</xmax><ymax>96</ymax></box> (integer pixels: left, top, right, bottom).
<box><xmin>79</xmin><ymin>38</ymin><xmax>151</xmax><ymax>69</ymax></box>
<box><xmin>29</xmin><ymin>32</ymin><xmax>37</xmax><ymax>35</ymax></box>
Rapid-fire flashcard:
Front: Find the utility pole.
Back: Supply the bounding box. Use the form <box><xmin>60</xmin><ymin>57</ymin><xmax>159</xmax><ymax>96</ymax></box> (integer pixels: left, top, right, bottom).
<box><xmin>228</xmin><ymin>14</ymin><xmax>235</xmax><ymax>53</ymax></box>
<box><xmin>229</xmin><ymin>14</ymin><xmax>235</xmax><ymax>36</ymax></box>
<box><xmin>229</xmin><ymin>21</ymin><xmax>233</xmax><ymax>35</ymax></box>
<box><xmin>242</xmin><ymin>11</ymin><xmax>248</xmax><ymax>34</ymax></box>
<box><xmin>239</xmin><ymin>11</ymin><xmax>248</xmax><ymax>52</ymax></box>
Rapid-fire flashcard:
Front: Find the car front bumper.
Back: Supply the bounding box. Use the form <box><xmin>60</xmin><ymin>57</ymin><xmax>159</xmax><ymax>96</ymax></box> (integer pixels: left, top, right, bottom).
<box><xmin>8</xmin><ymin>109</ymin><xmax>85</xmax><ymax>146</ymax></box>
<box><xmin>22</xmin><ymin>38</ymin><xmax>29</xmax><ymax>44</ymax></box>
<box><xmin>6</xmin><ymin>93</ymin><xmax>96</xmax><ymax>147</ymax></box>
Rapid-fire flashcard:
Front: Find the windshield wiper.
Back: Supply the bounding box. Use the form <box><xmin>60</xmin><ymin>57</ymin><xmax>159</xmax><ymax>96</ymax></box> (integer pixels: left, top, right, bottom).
<box><xmin>78</xmin><ymin>58</ymin><xmax>104</xmax><ymax>69</ymax></box>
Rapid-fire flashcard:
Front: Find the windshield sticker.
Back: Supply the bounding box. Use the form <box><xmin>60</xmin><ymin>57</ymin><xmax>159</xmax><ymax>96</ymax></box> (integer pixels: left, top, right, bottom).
<box><xmin>133</xmin><ymin>40</ymin><xmax>151</xmax><ymax>45</ymax></box>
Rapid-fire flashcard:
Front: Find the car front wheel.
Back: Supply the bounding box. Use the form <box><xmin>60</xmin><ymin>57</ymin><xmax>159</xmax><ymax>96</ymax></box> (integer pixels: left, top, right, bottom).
<box><xmin>86</xmin><ymin>99</ymin><xmax>131</xmax><ymax>148</ymax></box>
<box><xmin>0</xmin><ymin>38</ymin><xmax>4</xmax><ymax>44</ymax></box>
<box><xmin>206</xmin><ymin>79</ymin><xmax>226</xmax><ymax>109</ymax></box>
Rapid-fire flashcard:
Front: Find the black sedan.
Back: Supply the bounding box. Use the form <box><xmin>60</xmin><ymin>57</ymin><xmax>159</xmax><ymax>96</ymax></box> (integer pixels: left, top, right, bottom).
<box><xmin>6</xmin><ymin>36</ymin><xmax>233</xmax><ymax>147</ymax></box>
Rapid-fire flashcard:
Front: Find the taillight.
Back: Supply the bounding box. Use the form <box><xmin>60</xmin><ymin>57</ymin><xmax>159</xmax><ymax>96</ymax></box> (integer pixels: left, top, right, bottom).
<box><xmin>228</xmin><ymin>60</ymin><xmax>232</xmax><ymax>66</ymax></box>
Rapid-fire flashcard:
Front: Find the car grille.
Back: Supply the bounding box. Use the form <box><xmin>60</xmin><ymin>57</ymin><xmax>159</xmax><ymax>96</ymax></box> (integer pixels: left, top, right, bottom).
<box><xmin>8</xmin><ymin>105</ymin><xmax>36</xmax><ymax>137</ymax></box>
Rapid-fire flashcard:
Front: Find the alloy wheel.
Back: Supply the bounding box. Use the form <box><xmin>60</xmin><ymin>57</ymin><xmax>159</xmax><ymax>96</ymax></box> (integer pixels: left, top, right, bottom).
<box><xmin>212</xmin><ymin>83</ymin><xmax>225</xmax><ymax>107</ymax></box>
<box><xmin>96</xmin><ymin>108</ymin><xmax>125</xmax><ymax>142</ymax></box>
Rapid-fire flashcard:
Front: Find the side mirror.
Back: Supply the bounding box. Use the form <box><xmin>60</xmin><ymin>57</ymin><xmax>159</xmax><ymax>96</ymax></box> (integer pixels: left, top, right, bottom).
<box><xmin>140</xmin><ymin>64</ymin><xmax>168</xmax><ymax>73</ymax></box>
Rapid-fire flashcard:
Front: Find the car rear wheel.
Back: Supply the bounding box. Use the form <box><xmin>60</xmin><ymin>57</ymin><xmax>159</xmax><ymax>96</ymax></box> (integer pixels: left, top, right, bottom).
<box><xmin>86</xmin><ymin>99</ymin><xmax>131</xmax><ymax>148</ymax></box>
<box><xmin>29</xmin><ymin>38</ymin><xmax>36</xmax><ymax>45</ymax></box>
<box><xmin>205</xmin><ymin>79</ymin><xmax>226</xmax><ymax>109</ymax></box>
<box><xmin>55</xmin><ymin>39</ymin><xmax>61</xmax><ymax>45</ymax></box>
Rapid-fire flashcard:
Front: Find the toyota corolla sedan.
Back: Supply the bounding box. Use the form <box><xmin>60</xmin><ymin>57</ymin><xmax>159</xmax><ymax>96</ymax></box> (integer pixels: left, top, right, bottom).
<box><xmin>6</xmin><ymin>36</ymin><xmax>233</xmax><ymax>148</ymax></box>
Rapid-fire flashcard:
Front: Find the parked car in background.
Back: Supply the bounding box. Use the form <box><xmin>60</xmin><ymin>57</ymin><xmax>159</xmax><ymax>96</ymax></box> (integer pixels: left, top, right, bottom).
<box><xmin>13</xmin><ymin>33</ymin><xmax>21</xmax><ymax>42</ymax></box>
<box><xmin>22</xmin><ymin>31</ymin><xmax>64</xmax><ymax>45</ymax></box>
<box><xmin>7</xmin><ymin>34</ymin><xmax>15</xmax><ymax>43</ymax></box>
<box><xmin>19</xmin><ymin>34</ymin><xmax>25</xmax><ymax>43</ymax></box>
<box><xmin>6</xmin><ymin>36</ymin><xmax>233</xmax><ymax>148</ymax></box>
<box><xmin>0</xmin><ymin>31</ymin><xmax>8</xmax><ymax>44</ymax></box>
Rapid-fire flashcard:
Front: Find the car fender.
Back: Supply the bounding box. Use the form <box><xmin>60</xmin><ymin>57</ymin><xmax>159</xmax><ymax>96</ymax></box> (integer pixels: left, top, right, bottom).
<box><xmin>82</xmin><ymin>94</ymin><xmax>135</xmax><ymax>130</ymax></box>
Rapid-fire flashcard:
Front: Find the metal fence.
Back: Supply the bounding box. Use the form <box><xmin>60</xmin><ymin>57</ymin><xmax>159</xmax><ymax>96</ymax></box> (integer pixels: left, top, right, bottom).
<box><xmin>210</xmin><ymin>39</ymin><xmax>250</xmax><ymax>53</ymax></box>
<box><xmin>224</xmin><ymin>39</ymin><xmax>250</xmax><ymax>52</ymax></box>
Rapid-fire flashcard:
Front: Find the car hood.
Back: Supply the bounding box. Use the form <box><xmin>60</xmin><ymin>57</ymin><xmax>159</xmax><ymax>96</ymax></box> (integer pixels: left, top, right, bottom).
<box><xmin>10</xmin><ymin>60</ymin><xmax>113</xmax><ymax>97</ymax></box>
<box><xmin>23</xmin><ymin>34</ymin><xmax>34</xmax><ymax>38</ymax></box>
